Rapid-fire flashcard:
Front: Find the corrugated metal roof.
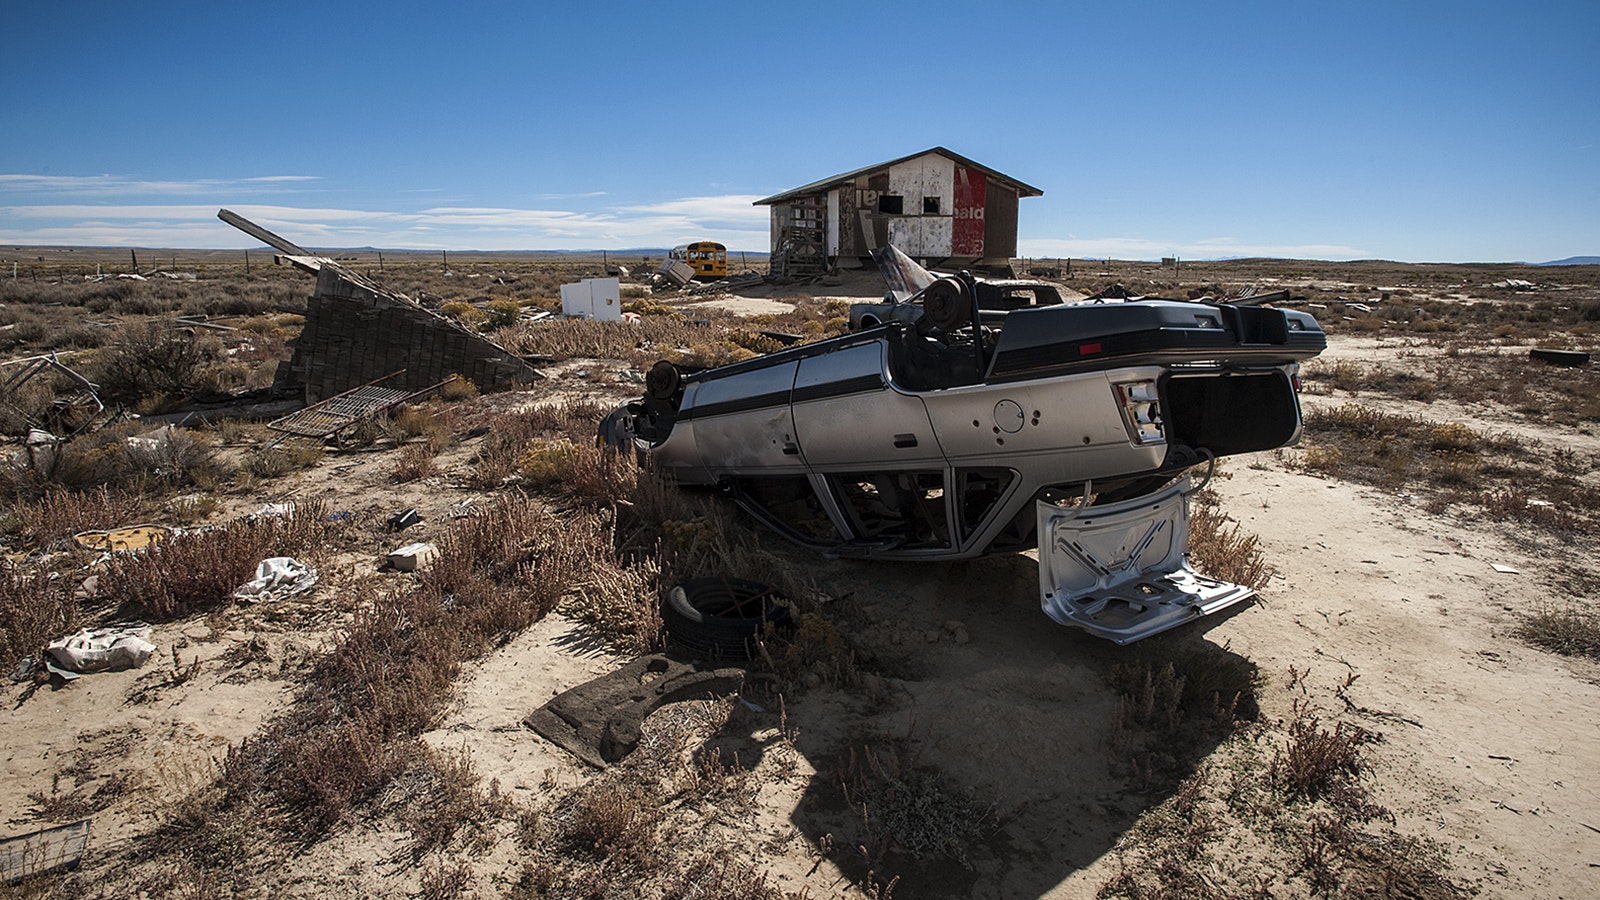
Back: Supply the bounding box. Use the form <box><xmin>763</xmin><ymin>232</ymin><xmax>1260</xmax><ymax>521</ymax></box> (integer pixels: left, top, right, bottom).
<box><xmin>753</xmin><ymin>147</ymin><xmax>1044</xmax><ymax>206</ymax></box>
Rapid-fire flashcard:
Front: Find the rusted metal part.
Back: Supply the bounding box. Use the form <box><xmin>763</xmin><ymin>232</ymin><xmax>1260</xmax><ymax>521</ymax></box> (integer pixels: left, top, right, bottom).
<box><xmin>0</xmin><ymin>353</ymin><xmax>106</xmax><ymax>437</ymax></box>
<box><xmin>265</xmin><ymin>371</ymin><xmax>454</xmax><ymax>446</ymax></box>
<box><xmin>525</xmin><ymin>655</ymin><xmax>746</xmax><ymax>768</ymax></box>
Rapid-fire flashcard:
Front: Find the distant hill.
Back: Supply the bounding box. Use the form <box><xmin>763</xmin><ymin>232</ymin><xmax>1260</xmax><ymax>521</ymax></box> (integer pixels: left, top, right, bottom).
<box><xmin>1537</xmin><ymin>256</ymin><xmax>1600</xmax><ymax>266</ymax></box>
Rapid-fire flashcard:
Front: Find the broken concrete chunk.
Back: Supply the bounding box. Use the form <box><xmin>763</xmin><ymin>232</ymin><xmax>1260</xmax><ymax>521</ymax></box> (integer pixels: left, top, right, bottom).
<box><xmin>387</xmin><ymin>542</ymin><xmax>439</xmax><ymax>572</ymax></box>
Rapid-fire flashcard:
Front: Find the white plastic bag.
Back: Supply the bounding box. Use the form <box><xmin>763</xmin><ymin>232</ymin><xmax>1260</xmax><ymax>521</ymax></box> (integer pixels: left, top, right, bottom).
<box><xmin>47</xmin><ymin>623</ymin><xmax>156</xmax><ymax>673</ymax></box>
<box><xmin>233</xmin><ymin>557</ymin><xmax>319</xmax><ymax>603</ymax></box>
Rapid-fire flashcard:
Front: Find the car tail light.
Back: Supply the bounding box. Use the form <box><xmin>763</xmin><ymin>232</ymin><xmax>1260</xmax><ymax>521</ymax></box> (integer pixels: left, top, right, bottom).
<box><xmin>1114</xmin><ymin>380</ymin><xmax>1165</xmax><ymax>445</ymax></box>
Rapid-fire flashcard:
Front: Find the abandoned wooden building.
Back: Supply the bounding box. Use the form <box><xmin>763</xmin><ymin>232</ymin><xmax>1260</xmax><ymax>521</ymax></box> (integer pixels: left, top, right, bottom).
<box><xmin>754</xmin><ymin>147</ymin><xmax>1042</xmax><ymax>278</ymax></box>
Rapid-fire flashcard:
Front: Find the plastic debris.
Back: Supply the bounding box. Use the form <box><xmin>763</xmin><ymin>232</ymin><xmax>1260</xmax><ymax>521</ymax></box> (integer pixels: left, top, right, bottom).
<box><xmin>233</xmin><ymin>557</ymin><xmax>319</xmax><ymax>602</ymax></box>
<box><xmin>246</xmin><ymin>502</ymin><xmax>296</xmax><ymax>522</ymax></box>
<box><xmin>46</xmin><ymin>623</ymin><xmax>156</xmax><ymax>673</ymax></box>
<box><xmin>387</xmin><ymin>508</ymin><xmax>424</xmax><ymax>531</ymax></box>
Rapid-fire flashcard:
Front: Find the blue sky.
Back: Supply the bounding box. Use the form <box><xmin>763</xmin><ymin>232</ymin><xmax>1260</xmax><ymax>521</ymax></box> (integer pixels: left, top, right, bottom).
<box><xmin>2</xmin><ymin>0</ymin><xmax>1595</xmax><ymax>262</ymax></box>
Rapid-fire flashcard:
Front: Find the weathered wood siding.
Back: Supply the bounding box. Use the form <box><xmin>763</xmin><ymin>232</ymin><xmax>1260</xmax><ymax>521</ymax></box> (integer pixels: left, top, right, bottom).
<box><xmin>282</xmin><ymin>267</ymin><xmax>539</xmax><ymax>402</ymax></box>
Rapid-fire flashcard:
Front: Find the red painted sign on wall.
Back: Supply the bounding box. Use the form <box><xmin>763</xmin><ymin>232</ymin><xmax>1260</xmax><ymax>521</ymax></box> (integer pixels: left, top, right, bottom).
<box><xmin>952</xmin><ymin>166</ymin><xmax>986</xmax><ymax>257</ymax></box>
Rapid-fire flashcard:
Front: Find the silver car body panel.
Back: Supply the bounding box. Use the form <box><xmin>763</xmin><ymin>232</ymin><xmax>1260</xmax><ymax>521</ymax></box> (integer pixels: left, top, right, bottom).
<box><xmin>1037</xmin><ymin>477</ymin><xmax>1254</xmax><ymax>643</ymax></box>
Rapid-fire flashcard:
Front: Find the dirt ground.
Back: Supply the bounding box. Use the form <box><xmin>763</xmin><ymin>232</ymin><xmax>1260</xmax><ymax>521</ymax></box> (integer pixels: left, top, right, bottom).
<box><xmin>3</xmin><ymin>265</ymin><xmax>1598</xmax><ymax>898</ymax></box>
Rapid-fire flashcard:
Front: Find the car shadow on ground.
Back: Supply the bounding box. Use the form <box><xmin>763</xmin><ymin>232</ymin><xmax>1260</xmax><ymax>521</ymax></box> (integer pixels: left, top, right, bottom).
<box><xmin>705</xmin><ymin>552</ymin><xmax>1257</xmax><ymax>898</ymax></box>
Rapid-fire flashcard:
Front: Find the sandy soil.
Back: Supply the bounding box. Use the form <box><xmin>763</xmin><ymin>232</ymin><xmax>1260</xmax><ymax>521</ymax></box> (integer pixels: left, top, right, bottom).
<box><xmin>3</xmin><ymin>287</ymin><xmax>1598</xmax><ymax>898</ymax></box>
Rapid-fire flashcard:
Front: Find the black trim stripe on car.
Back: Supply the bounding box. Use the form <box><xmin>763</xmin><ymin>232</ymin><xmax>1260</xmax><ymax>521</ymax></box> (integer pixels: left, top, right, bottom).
<box><xmin>681</xmin><ymin>390</ymin><xmax>794</xmax><ymax>421</ymax></box>
<box><xmin>681</xmin><ymin>373</ymin><xmax>885</xmax><ymax>422</ymax></box>
<box><xmin>792</xmin><ymin>374</ymin><xmax>884</xmax><ymax>404</ymax></box>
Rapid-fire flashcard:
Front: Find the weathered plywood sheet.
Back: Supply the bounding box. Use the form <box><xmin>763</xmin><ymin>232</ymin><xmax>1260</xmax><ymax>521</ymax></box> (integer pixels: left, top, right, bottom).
<box><xmin>888</xmin><ymin>154</ymin><xmax>955</xmax><ymax>212</ymax></box>
<box><xmin>888</xmin><ymin>216</ymin><xmax>953</xmax><ymax>257</ymax></box>
<box><xmin>953</xmin><ymin>166</ymin><xmax>987</xmax><ymax>257</ymax></box>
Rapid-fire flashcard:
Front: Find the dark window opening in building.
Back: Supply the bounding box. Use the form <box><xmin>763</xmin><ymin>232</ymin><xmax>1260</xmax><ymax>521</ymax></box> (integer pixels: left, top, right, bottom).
<box><xmin>878</xmin><ymin>194</ymin><xmax>904</xmax><ymax>215</ymax></box>
<box><xmin>923</xmin><ymin>196</ymin><xmax>941</xmax><ymax>214</ymax></box>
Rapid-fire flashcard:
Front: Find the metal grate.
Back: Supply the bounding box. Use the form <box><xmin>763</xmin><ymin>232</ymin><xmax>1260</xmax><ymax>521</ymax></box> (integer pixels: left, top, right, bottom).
<box><xmin>266</xmin><ymin>371</ymin><xmax>451</xmax><ymax>445</ymax></box>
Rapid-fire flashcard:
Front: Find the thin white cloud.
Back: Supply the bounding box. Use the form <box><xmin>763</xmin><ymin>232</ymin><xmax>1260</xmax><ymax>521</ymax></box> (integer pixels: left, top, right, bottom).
<box><xmin>0</xmin><ymin>174</ymin><xmax>320</xmax><ymax>196</ymax></box>
<box><xmin>619</xmin><ymin>194</ymin><xmax>768</xmax><ymax>222</ymax></box>
<box><xmin>1019</xmin><ymin>236</ymin><xmax>1368</xmax><ymax>261</ymax></box>
<box><xmin>0</xmin><ymin>196</ymin><xmax>773</xmax><ymax>250</ymax></box>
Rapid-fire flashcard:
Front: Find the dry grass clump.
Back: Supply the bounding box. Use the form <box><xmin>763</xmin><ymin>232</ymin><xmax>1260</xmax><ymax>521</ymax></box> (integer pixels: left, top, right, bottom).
<box><xmin>1300</xmin><ymin>359</ymin><xmax>1441</xmax><ymax>401</ymax></box>
<box><xmin>2</xmin><ymin>485</ymin><xmax>145</xmax><ymax>550</ymax></box>
<box><xmin>1105</xmin><ymin>641</ymin><xmax>1260</xmax><ymax>785</ymax></box>
<box><xmin>241</xmin><ymin>440</ymin><xmax>325</xmax><ymax>478</ymax></box>
<box><xmin>99</xmin><ymin>499</ymin><xmax>338</xmax><ymax>621</ymax></box>
<box><xmin>542</xmin><ymin>775</ymin><xmax>663</xmax><ymax>864</ymax></box>
<box><xmin>519</xmin><ymin>397</ymin><xmax>610</xmax><ymax>439</ymax></box>
<box><xmin>459</xmin><ymin>400</ymin><xmax>606</xmax><ymax>489</ymax></box>
<box><xmin>0</xmin><ymin>561</ymin><xmax>77</xmax><ymax>669</ymax></box>
<box><xmin>203</xmin><ymin>497</ymin><xmax>593</xmax><ymax>845</ymax></box>
<box><xmin>388</xmin><ymin>403</ymin><xmax>455</xmax><ymax>452</ymax></box>
<box><xmin>835</xmin><ymin>732</ymin><xmax>988</xmax><ymax>872</ymax></box>
<box><xmin>387</xmin><ymin>747</ymin><xmax>510</xmax><ymax>860</ymax></box>
<box><xmin>90</xmin><ymin>320</ymin><xmax>210</xmax><ymax>408</ymax></box>
<box><xmin>657</xmin><ymin>856</ymin><xmax>802</xmax><ymax>900</ymax></box>
<box><xmin>390</xmin><ymin>443</ymin><xmax>438</xmax><ymax>483</ymax></box>
<box><xmin>563</xmin><ymin>548</ymin><xmax>664</xmax><ymax>655</ymax></box>
<box><xmin>1187</xmin><ymin>493</ymin><xmax>1270</xmax><ymax>591</ymax></box>
<box><xmin>1516</xmin><ymin>606</ymin><xmax>1600</xmax><ymax>659</ymax></box>
<box><xmin>463</xmin><ymin>410</ymin><xmax>541</xmax><ymax>488</ymax></box>
<box><xmin>1100</xmin><ymin>686</ymin><xmax>1463</xmax><ymax>900</ymax></box>
<box><xmin>514</xmin><ymin>775</ymin><xmax>665</xmax><ymax>895</ymax></box>
<box><xmin>1299</xmin><ymin>402</ymin><xmax>1600</xmax><ymax>531</ymax></box>
<box><xmin>519</xmin><ymin>438</ymin><xmax>638</xmax><ymax>504</ymax></box>
<box><xmin>4</xmin><ymin>423</ymin><xmax>229</xmax><ymax>499</ymax></box>
<box><xmin>496</xmin><ymin>317</ymin><xmax>715</xmax><ymax>365</ymax></box>
<box><xmin>1268</xmin><ymin>704</ymin><xmax>1384</xmax><ymax>814</ymax></box>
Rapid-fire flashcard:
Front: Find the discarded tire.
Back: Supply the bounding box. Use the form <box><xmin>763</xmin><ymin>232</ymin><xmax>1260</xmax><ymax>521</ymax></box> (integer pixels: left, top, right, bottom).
<box><xmin>1529</xmin><ymin>348</ymin><xmax>1590</xmax><ymax>367</ymax></box>
<box><xmin>662</xmin><ymin>577</ymin><xmax>792</xmax><ymax>660</ymax></box>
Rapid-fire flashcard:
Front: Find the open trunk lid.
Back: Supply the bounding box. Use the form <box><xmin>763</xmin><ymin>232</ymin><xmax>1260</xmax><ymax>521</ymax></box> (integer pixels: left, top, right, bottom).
<box><xmin>1037</xmin><ymin>476</ymin><xmax>1254</xmax><ymax>644</ymax></box>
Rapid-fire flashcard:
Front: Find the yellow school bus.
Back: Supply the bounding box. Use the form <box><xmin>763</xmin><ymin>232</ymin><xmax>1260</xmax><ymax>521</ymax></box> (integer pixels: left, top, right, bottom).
<box><xmin>670</xmin><ymin>241</ymin><xmax>728</xmax><ymax>279</ymax></box>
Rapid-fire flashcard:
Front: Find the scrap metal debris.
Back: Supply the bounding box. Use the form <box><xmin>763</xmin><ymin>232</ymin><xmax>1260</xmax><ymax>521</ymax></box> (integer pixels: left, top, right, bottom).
<box><xmin>654</xmin><ymin>258</ymin><xmax>696</xmax><ymax>288</ymax></box>
<box><xmin>264</xmin><ymin>371</ymin><xmax>452</xmax><ymax>447</ymax></box>
<box><xmin>216</xmin><ymin>209</ymin><xmax>542</xmax><ymax>401</ymax></box>
<box><xmin>73</xmin><ymin>525</ymin><xmax>172</xmax><ymax>554</ymax></box>
<box><xmin>525</xmin><ymin>654</ymin><xmax>746</xmax><ymax>768</ymax></box>
<box><xmin>387</xmin><ymin>508</ymin><xmax>423</xmax><ymax>531</ymax></box>
<box><xmin>0</xmin><ymin>353</ymin><xmax>106</xmax><ymax>437</ymax></box>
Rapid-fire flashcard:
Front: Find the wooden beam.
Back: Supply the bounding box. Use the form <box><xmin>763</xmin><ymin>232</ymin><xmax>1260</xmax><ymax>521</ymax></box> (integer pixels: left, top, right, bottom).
<box><xmin>217</xmin><ymin>208</ymin><xmax>312</xmax><ymax>256</ymax></box>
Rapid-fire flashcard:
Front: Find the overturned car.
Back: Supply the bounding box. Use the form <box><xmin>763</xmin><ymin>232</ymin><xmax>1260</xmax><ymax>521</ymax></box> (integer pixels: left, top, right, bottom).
<box><xmin>601</xmin><ymin>266</ymin><xmax>1325</xmax><ymax>643</ymax></box>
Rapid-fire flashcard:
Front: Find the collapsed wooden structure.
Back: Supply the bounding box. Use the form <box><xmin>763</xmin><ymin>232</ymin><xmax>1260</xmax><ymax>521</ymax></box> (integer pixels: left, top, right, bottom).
<box><xmin>217</xmin><ymin>209</ymin><xmax>541</xmax><ymax>403</ymax></box>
